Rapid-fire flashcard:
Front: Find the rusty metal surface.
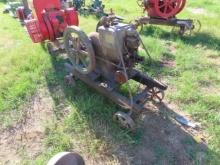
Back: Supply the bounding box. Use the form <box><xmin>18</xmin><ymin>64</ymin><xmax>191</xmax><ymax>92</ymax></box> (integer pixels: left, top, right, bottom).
<box><xmin>133</xmin><ymin>16</ymin><xmax>201</xmax><ymax>35</ymax></box>
<box><xmin>47</xmin><ymin>152</ymin><xmax>85</xmax><ymax>165</ymax></box>
<box><xmin>72</xmin><ymin>69</ymin><xmax>144</xmax><ymax>113</ymax></box>
<box><xmin>64</xmin><ymin>17</ymin><xmax>168</xmax><ymax>129</ymax></box>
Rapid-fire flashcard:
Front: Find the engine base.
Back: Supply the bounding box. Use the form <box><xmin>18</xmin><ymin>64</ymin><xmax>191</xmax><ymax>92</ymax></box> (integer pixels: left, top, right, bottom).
<box><xmin>134</xmin><ymin>16</ymin><xmax>201</xmax><ymax>36</ymax></box>
<box><xmin>65</xmin><ymin>63</ymin><xmax>167</xmax><ymax>130</ymax></box>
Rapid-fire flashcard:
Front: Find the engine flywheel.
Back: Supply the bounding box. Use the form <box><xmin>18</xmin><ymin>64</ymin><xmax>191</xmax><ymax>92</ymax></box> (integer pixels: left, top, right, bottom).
<box><xmin>64</xmin><ymin>26</ymin><xmax>96</xmax><ymax>75</ymax></box>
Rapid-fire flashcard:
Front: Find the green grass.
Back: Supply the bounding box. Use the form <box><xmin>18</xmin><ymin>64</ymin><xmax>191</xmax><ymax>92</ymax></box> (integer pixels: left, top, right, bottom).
<box><xmin>0</xmin><ymin>0</ymin><xmax>220</xmax><ymax>164</ymax></box>
<box><xmin>0</xmin><ymin>3</ymin><xmax>52</xmax><ymax>125</ymax></box>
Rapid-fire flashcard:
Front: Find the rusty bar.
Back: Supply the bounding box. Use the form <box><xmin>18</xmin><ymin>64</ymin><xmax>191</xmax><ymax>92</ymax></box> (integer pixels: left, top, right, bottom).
<box><xmin>137</xmin><ymin>17</ymin><xmax>193</xmax><ymax>27</ymax></box>
<box><xmin>72</xmin><ymin>69</ymin><xmax>145</xmax><ymax>114</ymax></box>
<box><xmin>131</xmin><ymin>70</ymin><xmax>167</xmax><ymax>90</ymax></box>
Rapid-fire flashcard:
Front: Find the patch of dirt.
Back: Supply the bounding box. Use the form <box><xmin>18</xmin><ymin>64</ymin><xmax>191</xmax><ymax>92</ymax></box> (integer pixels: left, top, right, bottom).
<box><xmin>160</xmin><ymin>60</ymin><xmax>176</xmax><ymax>68</ymax></box>
<box><xmin>0</xmin><ymin>88</ymin><xmax>55</xmax><ymax>165</ymax></box>
<box><xmin>0</xmin><ymin>37</ymin><xmax>22</xmax><ymax>51</ymax></box>
<box><xmin>113</xmin><ymin>101</ymin><xmax>208</xmax><ymax>165</ymax></box>
<box><xmin>160</xmin><ymin>42</ymin><xmax>176</xmax><ymax>68</ymax></box>
<box><xmin>208</xmin><ymin>56</ymin><xmax>220</xmax><ymax>66</ymax></box>
<box><xmin>50</xmin><ymin>78</ymin><xmax>206</xmax><ymax>164</ymax></box>
<box><xmin>0</xmin><ymin>87</ymin><xmax>208</xmax><ymax>165</ymax></box>
<box><xmin>201</xmin><ymin>85</ymin><xmax>220</xmax><ymax>97</ymax></box>
<box><xmin>0</xmin><ymin>84</ymin><xmax>121</xmax><ymax>165</ymax></box>
<box><xmin>165</xmin><ymin>42</ymin><xmax>177</xmax><ymax>54</ymax></box>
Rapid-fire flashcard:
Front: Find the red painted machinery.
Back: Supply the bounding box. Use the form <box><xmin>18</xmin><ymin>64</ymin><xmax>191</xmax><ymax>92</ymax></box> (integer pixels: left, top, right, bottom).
<box><xmin>136</xmin><ymin>0</ymin><xmax>201</xmax><ymax>35</ymax></box>
<box><xmin>25</xmin><ymin>0</ymin><xmax>79</xmax><ymax>44</ymax></box>
<box><xmin>16</xmin><ymin>4</ymin><xmax>33</xmax><ymax>23</ymax></box>
<box><xmin>142</xmin><ymin>0</ymin><xmax>186</xmax><ymax>19</ymax></box>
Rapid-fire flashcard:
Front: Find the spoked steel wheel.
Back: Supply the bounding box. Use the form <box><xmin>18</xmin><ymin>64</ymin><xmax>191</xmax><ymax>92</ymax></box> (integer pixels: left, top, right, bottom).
<box><xmin>171</xmin><ymin>25</ymin><xmax>186</xmax><ymax>36</ymax></box>
<box><xmin>137</xmin><ymin>0</ymin><xmax>144</xmax><ymax>7</ymax></box>
<box><xmin>191</xmin><ymin>19</ymin><xmax>201</xmax><ymax>34</ymax></box>
<box><xmin>148</xmin><ymin>87</ymin><xmax>165</xmax><ymax>103</ymax></box>
<box><xmin>154</xmin><ymin>0</ymin><xmax>184</xmax><ymax>18</ymax></box>
<box><xmin>47</xmin><ymin>42</ymin><xmax>57</xmax><ymax>56</ymax></box>
<box><xmin>113</xmin><ymin>111</ymin><xmax>135</xmax><ymax>131</ymax></box>
<box><xmin>64</xmin><ymin>26</ymin><xmax>96</xmax><ymax>74</ymax></box>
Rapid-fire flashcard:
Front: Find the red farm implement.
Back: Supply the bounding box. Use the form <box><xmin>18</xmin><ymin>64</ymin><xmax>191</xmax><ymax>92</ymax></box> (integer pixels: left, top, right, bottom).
<box><xmin>135</xmin><ymin>0</ymin><xmax>201</xmax><ymax>35</ymax></box>
<box><xmin>25</xmin><ymin>0</ymin><xmax>79</xmax><ymax>54</ymax></box>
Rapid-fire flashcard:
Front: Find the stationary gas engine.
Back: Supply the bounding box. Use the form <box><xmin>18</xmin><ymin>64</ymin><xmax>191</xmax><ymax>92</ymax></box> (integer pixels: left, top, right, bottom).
<box><xmin>140</xmin><ymin>0</ymin><xmax>186</xmax><ymax>19</ymax></box>
<box><xmin>64</xmin><ymin>16</ymin><xmax>167</xmax><ymax>130</ymax></box>
<box><xmin>25</xmin><ymin>0</ymin><xmax>78</xmax><ymax>53</ymax></box>
<box><xmin>135</xmin><ymin>0</ymin><xmax>201</xmax><ymax>35</ymax></box>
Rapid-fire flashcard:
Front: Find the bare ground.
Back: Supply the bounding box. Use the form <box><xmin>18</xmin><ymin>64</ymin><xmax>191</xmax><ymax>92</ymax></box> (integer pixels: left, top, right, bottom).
<box><xmin>130</xmin><ymin>101</ymin><xmax>207</xmax><ymax>165</ymax></box>
<box><xmin>0</xmin><ymin>88</ymin><xmax>55</xmax><ymax>165</ymax></box>
<box><xmin>0</xmin><ymin>86</ymin><xmax>208</xmax><ymax>165</ymax></box>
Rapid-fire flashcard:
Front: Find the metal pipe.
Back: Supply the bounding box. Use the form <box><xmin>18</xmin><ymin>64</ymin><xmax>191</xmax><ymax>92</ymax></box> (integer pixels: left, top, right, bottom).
<box><xmin>132</xmin><ymin>70</ymin><xmax>167</xmax><ymax>90</ymax></box>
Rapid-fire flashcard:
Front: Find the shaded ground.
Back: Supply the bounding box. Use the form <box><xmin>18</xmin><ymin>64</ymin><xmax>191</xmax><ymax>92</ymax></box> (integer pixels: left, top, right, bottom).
<box><xmin>0</xmin><ymin>49</ymin><xmax>211</xmax><ymax>164</ymax></box>
<box><xmin>131</xmin><ymin>101</ymin><xmax>207</xmax><ymax>165</ymax></box>
<box><xmin>0</xmin><ymin>86</ymin><xmax>208</xmax><ymax>165</ymax></box>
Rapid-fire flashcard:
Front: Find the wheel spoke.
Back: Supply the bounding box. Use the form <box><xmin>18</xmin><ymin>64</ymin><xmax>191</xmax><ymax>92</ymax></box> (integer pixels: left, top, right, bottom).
<box><xmin>66</xmin><ymin>35</ymin><xmax>79</xmax><ymax>65</ymax></box>
<box><xmin>79</xmin><ymin>49</ymin><xmax>89</xmax><ymax>57</ymax></box>
<box><xmin>170</xmin><ymin>5</ymin><xmax>174</xmax><ymax>10</ymax></box>
<box><xmin>155</xmin><ymin>95</ymin><xmax>162</xmax><ymax>102</ymax></box>
<box><xmin>155</xmin><ymin>90</ymin><xmax>161</xmax><ymax>94</ymax></box>
<box><xmin>78</xmin><ymin>49</ymin><xmax>89</xmax><ymax>67</ymax></box>
<box><xmin>164</xmin><ymin>5</ymin><xmax>169</xmax><ymax>13</ymax></box>
<box><xmin>148</xmin><ymin>87</ymin><xmax>164</xmax><ymax>102</ymax></box>
<box><xmin>76</xmin><ymin>38</ymin><xmax>81</xmax><ymax>50</ymax></box>
<box><xmin>68</xmin><ymin>35</ymin><xmax>78</xmax><ymax>49</ymax></box>
<box><xmin>159</xmin><ymin>3</ymin><xmax>166</xmax><ymax>9</ymax></box>
<box><xmin>169</xmin><ymin>0</ymin><xmax>177</xmax><ymax>3</ymax></box>
<box><xmin>78</xmin><ymin>55</ymin><xmax>88</xmax><ymax>67</ymax></box>
<box><xmin>118</xmin><ymin>117</ymin><xmax>126</xmax><ymax>126</ymax></box>
<box><xmin>168</xmin><ymin>3</ymin><xmax>175</xmax><ymax>10</ymax></box>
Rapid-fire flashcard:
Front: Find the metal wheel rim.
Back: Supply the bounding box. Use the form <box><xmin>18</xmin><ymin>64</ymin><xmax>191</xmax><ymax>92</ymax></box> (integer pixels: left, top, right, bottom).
<box><xmin>149</xmin><ymin>87</ymin><xmax>165</xmax><ymax>103</ymax></box>
<box><xmin>114</xmin><ymin>111</ymin><xmax>135</xmax><ymax>130</ymax></box>
<box><xmin>64</xmin><ymin>26</ymin><xmax>96</xmax><ymax>75</ymax></box>
<box><xmin>176</xmin><ymin>0</ymin><xmax>186</xmax><ymax>14</ymax></box>
<box><xmin>137</xmin><ymin>0</ymin><xmax>144</xmax><ymax>7</ymax></box>
<box><xmin>191</xmin><ymin>19</ymin><xmax>201</xmax><ymax>34</ymax></box>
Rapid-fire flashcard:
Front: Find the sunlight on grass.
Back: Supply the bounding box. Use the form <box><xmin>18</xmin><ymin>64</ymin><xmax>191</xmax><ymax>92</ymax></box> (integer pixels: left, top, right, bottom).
<box><xmin>0</xmin><ymin>0</ymin><xmax>220</xmax><ymax>164</ymax></box>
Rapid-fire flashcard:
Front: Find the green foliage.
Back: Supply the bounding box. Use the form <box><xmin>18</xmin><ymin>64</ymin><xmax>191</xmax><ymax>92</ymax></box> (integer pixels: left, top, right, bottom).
<box><xmin>0</xmin><ymin>4</ymin><xmax>52</xmax><ymax>112</ymax></box>
<box><xmin>0</xmin><ymin>0</ymin><xmax>220</xmax><ymax>164</ymax></box>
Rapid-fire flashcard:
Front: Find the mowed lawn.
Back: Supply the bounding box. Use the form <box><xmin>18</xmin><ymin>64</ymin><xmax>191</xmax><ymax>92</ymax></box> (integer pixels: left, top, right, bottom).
<box><xmin>0</xmin><ymin>0</ymin><xmax>220</xmax><ymax>164</ymax></box>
